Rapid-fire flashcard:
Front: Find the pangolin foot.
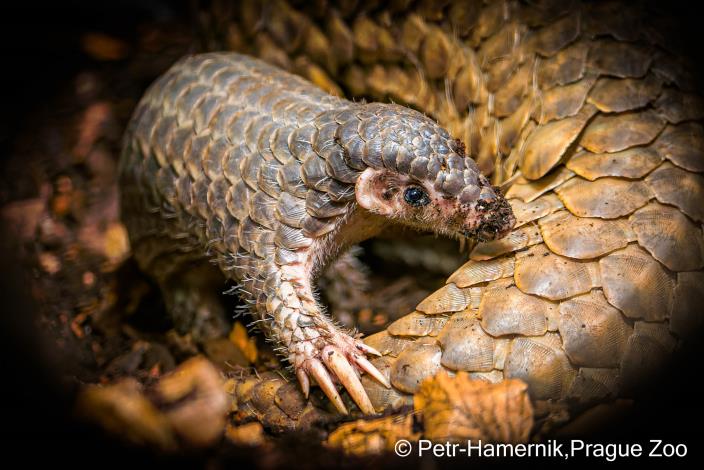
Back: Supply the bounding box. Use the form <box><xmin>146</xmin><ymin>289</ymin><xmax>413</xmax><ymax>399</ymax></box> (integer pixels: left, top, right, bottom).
<box><xmin>291</xmin><ymin>331</ymin><xmax>390</xmax><ymax>415</ymax></box>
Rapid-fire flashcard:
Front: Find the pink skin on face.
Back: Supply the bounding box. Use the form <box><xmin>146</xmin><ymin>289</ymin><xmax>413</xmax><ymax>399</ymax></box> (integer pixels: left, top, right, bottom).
<box><xmin>355</xmin><ymin>167</ymin><xmax>516</xmax><ymax>243</ymax></box>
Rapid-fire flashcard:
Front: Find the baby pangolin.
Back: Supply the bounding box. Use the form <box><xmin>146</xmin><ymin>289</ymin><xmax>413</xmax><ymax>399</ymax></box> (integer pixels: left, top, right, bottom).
<box><xmin>119</xmin><ymin>53</ymin><xmax>515</xmax><ymax>414</ymax></box>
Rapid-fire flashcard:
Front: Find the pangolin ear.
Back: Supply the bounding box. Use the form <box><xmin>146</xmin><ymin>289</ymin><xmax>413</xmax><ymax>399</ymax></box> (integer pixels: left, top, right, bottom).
<box><xmin>355</xmin><ymin>167</ymin><xmax>395</xmax><ymax>216</ymax></box>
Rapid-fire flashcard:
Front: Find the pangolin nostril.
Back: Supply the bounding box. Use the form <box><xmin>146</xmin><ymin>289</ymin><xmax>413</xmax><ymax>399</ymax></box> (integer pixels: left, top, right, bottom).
<box><xmin>476</xmin><ymin>197</ymin><xmax>496</xmax><ymax>211</ymax></box>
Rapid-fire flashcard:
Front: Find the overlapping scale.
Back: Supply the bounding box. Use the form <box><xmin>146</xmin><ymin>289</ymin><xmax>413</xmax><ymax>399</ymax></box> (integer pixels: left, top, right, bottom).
<box><xmin>653</xmin><ymin>123</ymin><xmax>704</xmax><ymax>172</ymax></box>
<box><xmin>437</xmin><ymin>311</ymin><xmax>495</xmax><ymax>372</ymax></box>
<box><xmin>558</xmin><ymin>290</ymin><xmax>633</xmax><ymax>367</ymax></box>
<box><xmin>619</xmin><ymin>322</ymin><xmax>677</xmax><ymax>393</ymax></box>
<box><xmin>447</xmin><ymin>257</ymin><xmax>515</xmax><ymax>288</ymax></box>
<box><xmin>504</xmin><ymin>335</ymin><xmax>577</xmax><ymax>400</ymax></box>
<box><xmin>580</xmin><ymin>110</ymin><xmax>665</xmax><ymax>154</ymax></box>
<box><xmin>537</xmin><ymin>76</ymin><xmax>596</xmax><ymax>124</ymax></box>
<box><xmin>470</xmin><ymin>225</ymin><xmax>543</xmax><ymax>260</ymax></box>
<box><xmin>519</xmin><ymin>104</ymin><xmax>596</xmax><ymax>179</ymax></box>
<box><xmin>555</xmin><ymin>176</ymin><xmax>652</xmax><ymax>218</ymax></box>
<box><xmin>629</xmin><ymin>202</ymin><xmax>704</xmax><ymax>272</ymax></box>
<box><xmin>654</xmin><ymin>88</ymin><xmax>704</xmax><ymax>124</ymax></box>
<box><xmin>566</xmin><ymin>147</ymin><xmax>662</xmax><ymax>181</ymax></box>
<box><xmin>566</xmin><ymin>368</ymin><xmax>620</xmax><ymax>402</ymax></box>
<box><xmin>416</xmin><ymin>284</ymin><xmax>469</xmax><ymax>314</ymax></box>
<box><xmin>506</xmin><ymin>166</ymin><xmax>575</xmax><ymax>202</ymax></box>
<box><xmin>587</xmin><ymin>74</ymin><xmax>662</xmax><ymax>113</ymax></box>
<box><xmin>539</xmin><ymin>210</ymin><xmax>634</xmax><ymax>259</ymax></box>
<box><xmin>363</xmin><ymin>330</ymin><xmax>415</xmax><ymax>358</ymax></box>
<box><xmin>390</xmin><ymin>339</ymin><xmax>443</xmax><ymax>394</ymax></box>
<box><xmin>599</xmin><ymin>244</ymin><xmax>675</xmax><ymax>321</ymax></box>
<box><xmin>509</xmin><ymin>194</ymin><xmax>564</xmax><ymax>227</ymax></box>
<box><xmin>387</xmin><ymin>312</ymin><xmax>448</xmax><ymax>338</ymax></box>
<box><xmin>514</xmin><ymin>244</ymin><xmax>601</xmax><ymax>300</ymax></box>
<box><xmin>479</xmin><ymin>279</ymin><xmax>554</xmax><ymax>337</ymax></box>
<box><xmin>645</xmin><ymin>163</ymin><xmax>704</xmax><ymax>222</ymax></box>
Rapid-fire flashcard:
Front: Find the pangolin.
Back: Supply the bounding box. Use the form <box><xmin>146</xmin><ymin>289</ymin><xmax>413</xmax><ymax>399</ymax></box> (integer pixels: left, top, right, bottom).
<box><xmin>118</xmin><ymin>52</ymin><xmax>516</xmax><ymax>415</ymax></box>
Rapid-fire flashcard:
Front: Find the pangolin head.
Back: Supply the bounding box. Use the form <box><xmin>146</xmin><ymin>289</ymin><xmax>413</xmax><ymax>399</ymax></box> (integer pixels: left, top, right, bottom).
<box><xmin>349</xmin><ymin>103</ymin><xmax>516</xmax><ymax>242</ymax></box>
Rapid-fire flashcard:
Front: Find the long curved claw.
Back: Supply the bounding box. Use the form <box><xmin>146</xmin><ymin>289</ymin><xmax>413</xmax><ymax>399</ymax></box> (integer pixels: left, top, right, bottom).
<box><xmin>322</xmin><ymin>346</ymin><xmax>375</xmax><ymax>415</ymax></box>
<box><xmin>308</xmin><ymin>358</ymin><xmax>348</xmax><ymax>415</ymax></box>
<box><xmin>353</xmin><ymin>354</ymin><xmax>391</xmax><ymax>388</ymax></box>
<box><xmin>296</xmin><ymin>368</ymin><xmax>310</xmax><ymax>399</ymax></box>
<box><xmin>356</xmin><ymin>342</ymin><xmax>382</xmax><ymax>357</ymax></box>
<box><xmin>292</xmin><ymin>333</ymin><xmax>387</xmax><ymax>415</ymax></box>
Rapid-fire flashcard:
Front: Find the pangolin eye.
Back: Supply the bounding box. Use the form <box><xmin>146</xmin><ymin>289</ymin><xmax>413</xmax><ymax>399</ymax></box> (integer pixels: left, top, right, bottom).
<box><xmin>403</xmin><ymin>186</ymin><xmax>430</xmax><ymax>207</ymax></box>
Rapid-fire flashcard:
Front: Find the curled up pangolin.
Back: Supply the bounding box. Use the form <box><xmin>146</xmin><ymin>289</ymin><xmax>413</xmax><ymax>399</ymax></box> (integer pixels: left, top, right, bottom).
<box><xmin>118</xmin><ymin>52</ymin><xmax>515</xmax><ymax>415</ymax></box>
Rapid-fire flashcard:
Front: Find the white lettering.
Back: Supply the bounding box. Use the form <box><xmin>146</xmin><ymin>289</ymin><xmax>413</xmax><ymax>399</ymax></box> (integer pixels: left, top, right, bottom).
<box><xmin>650</xmin><ymin>440</ymin><xmax>687</xmax><ymax>458</ymax></box>
<box><xmin>466</xmin><ymin>440</ymin><xmax>483</xmax><ymax>457</ymax></box>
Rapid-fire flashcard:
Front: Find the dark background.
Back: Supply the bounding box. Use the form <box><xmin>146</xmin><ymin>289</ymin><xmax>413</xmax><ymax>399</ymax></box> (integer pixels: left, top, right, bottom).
<box><xmin>1</xmin><ymin>1</ymin><xmax>703</xmax><ymax>467</ymax></box>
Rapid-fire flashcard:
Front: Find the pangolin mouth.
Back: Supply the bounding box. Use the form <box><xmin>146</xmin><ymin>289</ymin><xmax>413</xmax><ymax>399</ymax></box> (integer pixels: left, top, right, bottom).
<box><xmin>461</xmin><ymin>226</ymin><xmax>507</xmax><ymax>243</ymax></box>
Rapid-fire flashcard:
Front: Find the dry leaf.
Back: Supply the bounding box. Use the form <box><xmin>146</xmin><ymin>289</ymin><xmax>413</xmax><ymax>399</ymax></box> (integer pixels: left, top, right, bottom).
<box><xmin>327</xmin><ymin>414</ymin><xmax>419</xmax><ymax>456</ymax></box>
<box><xmin>415</xmin><ymin>371</ymin><xmax>533</xmax><ymax>443</ymax></box>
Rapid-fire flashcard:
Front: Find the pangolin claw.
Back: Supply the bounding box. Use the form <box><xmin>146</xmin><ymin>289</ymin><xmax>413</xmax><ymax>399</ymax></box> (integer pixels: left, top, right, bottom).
<box><xmin>296</xmin><ymin>335</ymin><xmax>388</xmax><ymax>415</ymax></box>
<box><xmin>296</xmin><ymin>368</ymin><xmax>310</xmax><ymax>399</ymax></box>
<box><xmin>354</xmin><ymin>354</ymin><xmax>391</xmax><ymax>388</ymax></box>
<box><xmin>307</xmin><ymin>358</ymin><xmax>348</xmax><ymax>415</ymax></box>
<box><xmin>356</xmin><ymin>342</ymin><xmax>382</xmax><ymax>357</ymax></box>
<box><xmin>321</xmin><ymin>345</ymin><xmax>376</xmax><ymax>415</ymax></box>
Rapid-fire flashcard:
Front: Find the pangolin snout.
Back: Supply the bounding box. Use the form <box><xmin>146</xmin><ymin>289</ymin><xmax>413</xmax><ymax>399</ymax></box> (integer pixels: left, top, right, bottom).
<box><xmin>462</xmin><ymin>188</ymin><xmax>516</xmax><ymax>242</ymax></box>
<box><xmin>477</xmin><ymin>195</ymin><xmax>516</xmax><ymax>241</ymax></box>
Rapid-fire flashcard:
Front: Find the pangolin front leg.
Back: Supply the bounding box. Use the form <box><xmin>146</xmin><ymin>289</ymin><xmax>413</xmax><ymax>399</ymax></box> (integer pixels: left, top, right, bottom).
<box><xmin>265</xmin><ymin>253</ymin><xmax>387</xmax><ymax>414</ymax></box>
<box><xmin>118</xmin><ymin>52</ymin><xmax>515</xmax><ymax>414</ymax></box>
